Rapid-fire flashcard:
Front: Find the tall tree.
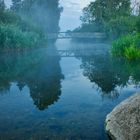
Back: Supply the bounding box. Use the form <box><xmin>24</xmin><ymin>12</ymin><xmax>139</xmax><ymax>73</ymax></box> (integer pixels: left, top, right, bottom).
<box><xmin>11</xmin><ymin>0</ymin><xmax>62</xmax><ymax>34</ymax></box>
<box><xmin>11</xmin><ymin>0</ymin><xmax>22</xmax><ymax>12</ymax></box>
<box><xmin>81</xmin><ymin>0</ymin><xmax>131</xmax><ymax>24</ymax></box>
<box><xmin>0</xmin><ymin>0</ymin><xmax>5</xmax><ymax>11</ymax></box>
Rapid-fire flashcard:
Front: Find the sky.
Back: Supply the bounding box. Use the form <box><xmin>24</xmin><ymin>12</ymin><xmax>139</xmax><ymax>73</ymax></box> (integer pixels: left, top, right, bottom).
<box><xmin>4</xmin><ymin>0</ymin><xmax>12</xmax><ymax>8</ymax></box>
<box><xmin>59</xmin><ymin>0</ymin><xmax>92</xmax><ymax>31</ymax></box>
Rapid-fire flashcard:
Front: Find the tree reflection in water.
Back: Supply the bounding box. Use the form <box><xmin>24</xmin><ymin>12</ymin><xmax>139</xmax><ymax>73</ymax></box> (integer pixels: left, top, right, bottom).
<box><xmin>0</xmin><ymin>47</ymin><xmax>64</xmax><ymax>110</ymax></box>
<box><xmin>74</xmin><ymin>43</ymin><xmax>140</xmax><ymax>99</ymax></box>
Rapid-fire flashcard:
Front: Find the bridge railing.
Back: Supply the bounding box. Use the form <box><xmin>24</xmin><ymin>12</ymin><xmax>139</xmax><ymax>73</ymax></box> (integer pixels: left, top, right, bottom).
<box><xmin>47</xmin><ymin>32</ymin><xmax>107</xmax><ymax>39</ymax></box>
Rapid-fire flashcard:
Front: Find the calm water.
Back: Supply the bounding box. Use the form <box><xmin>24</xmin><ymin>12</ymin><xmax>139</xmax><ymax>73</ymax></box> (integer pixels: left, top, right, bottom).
<box><xmin>0</xmin><ymin>39</ymin><xmax>140</xmax><ymax>140</ymax></box>
<box><xmin>1</xmin><ymin>0</ymin><xmax>140</xmax><ymax>140</ymax></box>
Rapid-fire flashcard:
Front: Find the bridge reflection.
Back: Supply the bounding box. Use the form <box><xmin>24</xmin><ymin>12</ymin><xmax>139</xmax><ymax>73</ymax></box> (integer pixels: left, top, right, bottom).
<box><xmin>47</xmin><ymin>49</ymin><xmax>108</xmax><ymax>57</ymax></box>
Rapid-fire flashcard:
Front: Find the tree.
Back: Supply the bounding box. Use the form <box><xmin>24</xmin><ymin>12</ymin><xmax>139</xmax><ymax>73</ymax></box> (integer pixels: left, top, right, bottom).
<box><xmin>81</xmin><ymin>0</ymin><xmax>131</xmax><ymax>25</ymax></box>
<box><xmin>11</xmin><ymin>0</ymin><xmax>22</xmax><ymax>12</ymax></box>
<box><xmin>11</xmin><ymin>0</ymin><xmax>62</xmax><ymax>34</ymax></box>
<box><xmin>0</xmin><ymin>0</ymin><xmax>5</xmax><ymax>11</ymax></box>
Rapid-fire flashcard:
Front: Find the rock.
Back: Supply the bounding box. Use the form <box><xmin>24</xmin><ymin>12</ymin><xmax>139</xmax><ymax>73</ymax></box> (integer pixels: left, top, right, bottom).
<box><xmin>105</xmin><ymin>93</ymin><xmax>140</xmax><ymax>140</ymax></box>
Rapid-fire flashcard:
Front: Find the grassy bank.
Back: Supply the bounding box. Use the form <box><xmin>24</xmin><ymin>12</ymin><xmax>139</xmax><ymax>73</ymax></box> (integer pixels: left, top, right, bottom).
<box><xmin>111</xmin><ymin>33</ymin><xmax>140</xmax><ymax>60</ymax></box>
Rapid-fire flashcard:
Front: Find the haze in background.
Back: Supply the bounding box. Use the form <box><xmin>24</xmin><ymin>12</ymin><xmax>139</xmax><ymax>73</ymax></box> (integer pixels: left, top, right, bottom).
<box><xmin>59</xmin><ymin>0</ymin><xmax>92</xmax><ymax>31</ymax></box>
<box><xmin>4</xmin><ymin>0</ymin><xmax>92</xmax><ymax>31</ymax></box>
<box><xmin>4</xmin><ymin>0</ymin><xmax>12</xmax><ymax>8</ymax></box>
<box><xmin>5</xmin><ymin>0</ymin><xmax>139</xmax><ymax>31</ymax></box>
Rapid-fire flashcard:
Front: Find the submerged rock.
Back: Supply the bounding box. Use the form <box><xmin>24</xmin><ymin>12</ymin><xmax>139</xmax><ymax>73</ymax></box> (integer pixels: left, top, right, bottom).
<box><xmin>105</xmin><ymin>93</ymin><xmax>140</xmax><ymax>140</ymax></box>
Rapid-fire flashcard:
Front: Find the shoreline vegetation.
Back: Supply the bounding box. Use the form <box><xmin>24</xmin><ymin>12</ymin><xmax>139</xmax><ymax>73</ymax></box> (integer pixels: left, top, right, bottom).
<box><xmin>112</xmin><ymin>33</ymin><xmax>140</xmax><ymax>60</ymax></box>
<box><xmin>0</xmin><ymin>2</ymin><xmax>46</xmax><ymax>51</ymax></box>
<box><xmin>75</xmin><ymin>0</ymin><xmax>140</xmax><ymax>60</ymax></box>
<box><xmin>0</xmin><ymin>0</ymin><xmax>62</xmax><ymax>52</ymax></box>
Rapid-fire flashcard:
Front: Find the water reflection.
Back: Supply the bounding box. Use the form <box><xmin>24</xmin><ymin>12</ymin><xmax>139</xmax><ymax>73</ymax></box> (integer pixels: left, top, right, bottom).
<box><xmin>68</xmin><ymin>41</ymin><xmax>140</xmax><ymax>99</ymax></box>
<box><xmin>1</xmin><ymin>39</ymin><xmax>140</xmax><ymax>140</ymax></box>
<box><xmin>0</xmin><ymin>46</ymin><xmax>64</xmax><ymax>110</ymax></box>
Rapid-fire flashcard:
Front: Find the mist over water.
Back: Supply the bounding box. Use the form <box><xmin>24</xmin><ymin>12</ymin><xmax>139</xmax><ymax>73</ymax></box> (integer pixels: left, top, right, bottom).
<box><xmin>0</xmin><ymin>0</ymin><xmax>140</xmax><ymax>140</ymax></box>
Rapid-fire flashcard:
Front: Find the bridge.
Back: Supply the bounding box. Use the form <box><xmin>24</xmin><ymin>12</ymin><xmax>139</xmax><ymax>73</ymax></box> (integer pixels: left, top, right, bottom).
<box><xmin>47</xmin><ymin>32</ymin><xmax>107</xmax><ymax>39</ymax></box>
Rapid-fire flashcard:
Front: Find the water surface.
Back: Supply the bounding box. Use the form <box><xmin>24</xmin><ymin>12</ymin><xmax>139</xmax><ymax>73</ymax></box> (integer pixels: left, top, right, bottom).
<box><xmin>0</xmin><ymin>39</ymin><xmax>140</xmax><ymax>140</ymax></box>
<box><xmin>1</xmin><ymin>0</ymin><xmax>140</xmax><ymax>140</ymax></box>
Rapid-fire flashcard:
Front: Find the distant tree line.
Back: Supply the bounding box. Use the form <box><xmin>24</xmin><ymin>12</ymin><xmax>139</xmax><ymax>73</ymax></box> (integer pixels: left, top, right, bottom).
<box><xmin>75</xmin><ymin>0</ymin><xmax>140</xmax><ymax>37</ymax></box>
<box><xmin>74</xmin><ymin>0</ymin><xmax>140</xmax><ymax>60</ymax></box>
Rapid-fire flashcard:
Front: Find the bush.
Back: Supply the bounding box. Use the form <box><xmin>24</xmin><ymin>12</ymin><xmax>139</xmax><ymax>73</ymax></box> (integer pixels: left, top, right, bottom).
<box><xmin>0</xmin><ymin>24</ymin><xmax>41</xmax><ymax>50</ymax></box>
<box><xmin>111</xmin><ymin>33</ymin><xmax>140</xmax><ymax>60</ymax></box>
<box><xmin>0</xmin><ymin>10</ymin><xmax>44</xmax><ymax>37</ymax></box>
<box><xmin>124</xmin><ymin>45</ymin><xmax>140</xmax><ymax>60</ymax></box>
<box><xmin>0</xmin><ymin>9</ymin><xmax>46</xmax><ymax>51</ymax></box>
<box><xmin>0</xmin><ymin>10</ymin><xmax>21</xmax><ymax>24</ymax></box>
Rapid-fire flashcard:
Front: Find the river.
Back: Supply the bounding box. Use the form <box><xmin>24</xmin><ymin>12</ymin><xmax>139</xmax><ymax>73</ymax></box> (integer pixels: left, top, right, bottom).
<box><xmin>0</xmin><ymin>0</ymin><xmax>140</xmax><ymax>140</ymax></box>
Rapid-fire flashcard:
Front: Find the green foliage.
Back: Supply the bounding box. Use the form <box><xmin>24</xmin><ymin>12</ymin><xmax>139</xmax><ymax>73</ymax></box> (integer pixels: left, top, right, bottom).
<box><xmin>106</xmin><ymin>16</ymin><xmax>137</xmax><ymax>38</ymax></box>
<box><xmin>73</xmin><ymin>23</ymin><xmax>103</xmax><ymax>32</ymax></box>
<box><xmin>0</xmin><ymin>7</ymin><xmax>46</xmax><ymax>51</ymax></box>
<box><xmin>112</xmin><ymin>33</ymin><xmax>140</xmax><ymax>60</ymax></box>
<box><xmin>0</xmin><ymin>10</ymin><xmax>43</xmax><ymax>35</ymax></box>
<box><xmin>0</xmin><ymin>10</ymin><xmax>21</xmax><ymax>24</ymax></box>
<box><xmin>124</xmin><ymin>45</ymin><xmax>140</xmax><ymax>60</ymax></box>
<box><xmin>81</xmin><ymin>0</ymin><xmax>131</xmax><ymax>25</ymax></box>
<box><xmin>11</xmin><ymin>0</ymin><xmax>62</xmax><ymax>33</ymax></box>
<box><xmin>0</xmin><ymin>24</ymin><xmax>40</xmax><ymax>50</ymax></box>
<box><xmin>136</xmin><ymin>16</ymin><xmax>140</xmax><ymax>32</ymax></box>
<box><xmin>79</xmin><ymin>0</ymin><xmax>140</xmax><ymax>38</ymax></box>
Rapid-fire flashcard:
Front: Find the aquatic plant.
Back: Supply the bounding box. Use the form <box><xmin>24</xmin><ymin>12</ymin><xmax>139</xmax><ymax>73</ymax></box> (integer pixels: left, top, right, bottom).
<box><xmin>111</xmin><ymin>33</ymin><xmax>140</xmax><ymax>60</ymax></box>
<box><xmin>124</xmin><ymin>45</ymin><xmax>140</xmax><ymax>60</ymax></box>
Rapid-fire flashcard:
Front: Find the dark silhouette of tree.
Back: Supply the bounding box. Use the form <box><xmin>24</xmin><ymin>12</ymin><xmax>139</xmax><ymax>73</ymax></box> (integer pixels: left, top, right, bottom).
<box><xmin>11</xmin><ymin>0</ymin><xmax>62</xmax><ymax>34</ymax></box>
<box><xmin>73</xmin><ymin>45</ymin><xmax>140</xmax><ymax>98</ymax></box>
<box><xmin>0</xmin><ymin>47</ymin><xmax>64</xmax><ymax>110</ymax></box>
<box><xmin>0</xmin><ymin>0</ymin><xmax>5</xmax><ymax>11</ymax></box>
<box><xmin>11</xmin><ymin>0</ymin><xmax>22</xmax><ymax>12</ymax></box>
<box><xmin>81</xmin><ymin>0</ymin><xmax>131</xmax><ymax>25</ymax></box>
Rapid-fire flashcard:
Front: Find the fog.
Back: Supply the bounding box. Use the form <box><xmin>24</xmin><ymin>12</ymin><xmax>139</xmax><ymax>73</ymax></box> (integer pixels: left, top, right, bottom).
<box><xmin>4</xmin><ymin>0</ymin><xmax>12</xmax><ymax>8</ymax></box>
<box><xmin>59</xmin><ymin>0</ymin><xmax>93</xmax><ymax>31</ymax></box>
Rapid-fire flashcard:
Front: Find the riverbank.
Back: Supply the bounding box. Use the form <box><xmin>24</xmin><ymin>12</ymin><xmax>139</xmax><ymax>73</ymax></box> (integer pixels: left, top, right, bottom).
<box><xmin>105</xmin><ymin>93</ymin><xmax>140</xmax><ymax>140</ymax></box>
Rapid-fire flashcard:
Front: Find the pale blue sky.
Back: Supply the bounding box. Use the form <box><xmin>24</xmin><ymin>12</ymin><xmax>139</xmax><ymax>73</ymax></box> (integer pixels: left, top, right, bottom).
<box><xmin>5</xmin><ymin>0</ymin><xmax>12</xmax><ymax>8</ymax></box>
<box><xmin>59</xmin><ymin>0</ymin><xmax>92</xmax><ymax>31</ymax></box>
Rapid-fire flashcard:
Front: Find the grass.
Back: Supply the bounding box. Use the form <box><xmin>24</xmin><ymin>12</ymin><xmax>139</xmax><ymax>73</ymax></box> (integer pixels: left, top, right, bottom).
<box><xmin>124</xmin><ymin>45</ymin><xmax>140</xmax><ymax>60</ymax></box>
<box><xmin>111</xmin><ymin>33</ymin><xmax>140</xmax><ymax>60</ymax></box>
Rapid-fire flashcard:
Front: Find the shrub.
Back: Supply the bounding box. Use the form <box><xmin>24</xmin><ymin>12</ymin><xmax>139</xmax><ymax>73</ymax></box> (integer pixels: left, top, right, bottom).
<box><xmin>0</xmin><ymin>10</ymin><xmax>21</xmax><ymax>24</ymax></box>
<box><xmin>124</xmin><ymin>45</ymin><xmax>140</xmax><ymax>60</ymax></box>
<box><xmin>111</xmin><ymin>33</ymin><xmax>140</xmax><ymax>60</ymax></box>
<box><xmin>0</xmin><ymin>24</ymin><xmax>41</xmax><ymax>50</ymax></box>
